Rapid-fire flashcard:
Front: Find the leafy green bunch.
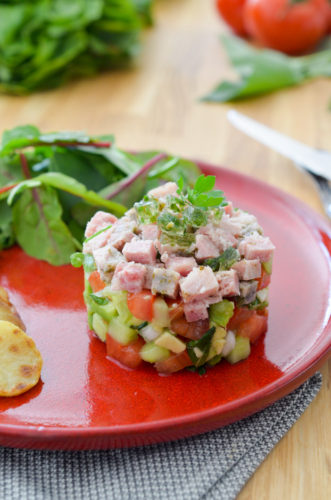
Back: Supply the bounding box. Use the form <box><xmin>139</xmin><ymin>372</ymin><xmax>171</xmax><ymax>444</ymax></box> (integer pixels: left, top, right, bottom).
<box><xmin>0</xmin><ymin>0</ymin><xmax>153</xmax><ymax>94</ymax></box>
<box><xmin>135</xmin><ymin>174</ymin><xmax>228</xmax><ymax>249</ymax></box>
<box><xmin>0</xmin><ymin>124</ymin><xmax>201</xmax><ymax>265</ymax></box>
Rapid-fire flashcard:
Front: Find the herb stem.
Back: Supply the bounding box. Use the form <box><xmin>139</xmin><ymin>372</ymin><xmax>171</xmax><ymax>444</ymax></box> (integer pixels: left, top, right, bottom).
<box><xmin>19</xmin><ymin>153</ymin><xmax>31</xmax><ymax>179</ymax></box>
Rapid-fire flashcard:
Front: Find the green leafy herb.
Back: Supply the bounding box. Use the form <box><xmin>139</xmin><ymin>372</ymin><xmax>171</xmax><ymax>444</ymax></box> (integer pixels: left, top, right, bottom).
<box><xmin>136</xmin><ymin>321</ymin><xmax>148</xmax><ymax>331</ymax></box>
<box><xmin>70</xmin><ymin>252</ymin><xmax>96</xmax><ymax>273</ymax></box>
<box><xmin>202</xmin><ymin>35</ymin><xmax>331</xmax><ymax>102</ymax></box>
<box><xmin>84</xmin><ymin>224</ymin><xmax>113</xmax><ymax>243</ymax></box>
<box><xmin>248</xmin><ymin>298</ymin><xmax>269</xmax><ymax>310</ymax></box>
<box><xmin>0</xmin><ymin>0</ymin><xmax>154</xmax><ymax>95</ymax></box>
<box><xmin>203</xmin><ymin>247</ymin><xmax>240</xmax><ymax>272</ymax></box>
<box><xmin>187</xmin><ymin>175</ymin><xmax>225</xmax><ymax>207</ymax></box>
<box><xmin>187</xmin><ymin>327</ymin><xmax>215</xmax><ymax>367</ymax></box>
<box><xmin>186</xmin><ymin>365</ymin><xmax>207</xmax><ymax>375</ymax></box>
<box><xmin>90</xmin><ymin>294</ymin><xmax>109</xmax><ymax>306</ymax></box>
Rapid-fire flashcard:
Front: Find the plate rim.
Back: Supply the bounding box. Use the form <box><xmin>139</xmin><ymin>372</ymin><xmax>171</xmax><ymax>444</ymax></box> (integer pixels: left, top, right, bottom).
<box><xmin>1</xmin><ymin>162</ymin><xmax>330</xmax><ymax>446</ymax></box>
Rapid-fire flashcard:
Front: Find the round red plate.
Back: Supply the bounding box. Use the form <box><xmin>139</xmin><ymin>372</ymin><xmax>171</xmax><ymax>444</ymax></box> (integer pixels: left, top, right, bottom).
<box><xmin>0</xmin><ymin>164</ymin><xmax>330</xmax><ymax>450</ymax></box>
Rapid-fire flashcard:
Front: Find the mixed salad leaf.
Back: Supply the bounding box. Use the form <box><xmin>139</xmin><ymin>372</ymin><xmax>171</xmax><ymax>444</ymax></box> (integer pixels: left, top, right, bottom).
<box><xmin>0</xmin><ymin>0</ymin><xmax>154</xmax><ymax>95</ymax></box>
<box><xmin>202</xmin><ymin>35</ymin><xmax>331</xmax><ymax>102</ymax></box>
<box><xmin>0</xmin><ymin>124</ymin><xmax>201</xmax><ymax>265</ymax></box>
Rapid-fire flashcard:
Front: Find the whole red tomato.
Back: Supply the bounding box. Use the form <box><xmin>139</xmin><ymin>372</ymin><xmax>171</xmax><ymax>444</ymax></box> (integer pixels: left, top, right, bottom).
<box><xmin>244</xmin><ymin>0</ymin><xmax>329</xmax><ymax>54</ymax></box>
<box><xmin>215</xmin><ymin>0</ymin><xmax>248</xmax><ymax>36</ymax></box>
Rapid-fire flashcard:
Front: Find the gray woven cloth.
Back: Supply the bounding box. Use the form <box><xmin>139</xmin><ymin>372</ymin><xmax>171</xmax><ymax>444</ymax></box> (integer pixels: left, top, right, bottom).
<box><xmin>0</xmin><ymin>373</ymin><xmax>322</xmax><ymax>500</ymax></box>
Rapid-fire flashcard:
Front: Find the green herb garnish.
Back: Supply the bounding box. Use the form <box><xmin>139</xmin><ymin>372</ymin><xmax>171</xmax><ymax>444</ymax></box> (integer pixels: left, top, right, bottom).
<box><xmin>90</xmin><ymin>294</ymin><xmax>109</xmax><ymax>306</ymax></box>
<box><xmin>70</xmin><ymin>252</ymin><xmax>96</xmax><ymax>273</ymax></box>
<box><xmin>187</xmin><ymin>327</ymin><xmax>215</xmax><ymax>367</ymax></box>
<box><xmin>203</xmin><ymin>247</ymin><xmax>240</xmax><ymax>272</ymax></box>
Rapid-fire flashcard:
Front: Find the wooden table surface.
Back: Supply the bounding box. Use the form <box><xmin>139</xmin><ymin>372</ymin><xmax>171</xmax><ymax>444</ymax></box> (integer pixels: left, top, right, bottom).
<box><xmin>0</xmin><ymin>0</ymin><xmax>330</xmax><ymax>497</ymax></box>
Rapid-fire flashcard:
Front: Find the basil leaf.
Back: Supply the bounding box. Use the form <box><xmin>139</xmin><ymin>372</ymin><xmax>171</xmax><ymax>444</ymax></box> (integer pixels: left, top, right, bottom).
<box><xmin>187</xmin><ymin>327</ymin><xmax>215</xmax><ymax>367</ymax></box>
<box><xmin>202</xmin><ymin>35</ymin><xmax>331</xmax><ymax>102</ymax></box>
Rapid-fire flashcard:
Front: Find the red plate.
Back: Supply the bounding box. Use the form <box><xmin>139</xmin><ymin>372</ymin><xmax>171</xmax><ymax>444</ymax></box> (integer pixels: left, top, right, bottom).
<box><xmin>0</xmin><ymin>164</ymin><xmax>330</xmax><ymax>450</ymax></box>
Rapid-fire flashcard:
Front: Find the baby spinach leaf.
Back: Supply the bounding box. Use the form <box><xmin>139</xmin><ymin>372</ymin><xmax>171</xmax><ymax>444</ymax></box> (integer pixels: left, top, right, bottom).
<box><xmin>0</xmin><ymin>200</ymin><xmax>15</xmax><ymax>250</ymax></box>
<box><xmin>203</xmin><ymin>35</ymin><xmax>331</xmax><ymax>102</ymax></box>
<box><xmin>12</xmin><ymin>185</ymin><xmax>78</xmax><ymax>266</ymax></box>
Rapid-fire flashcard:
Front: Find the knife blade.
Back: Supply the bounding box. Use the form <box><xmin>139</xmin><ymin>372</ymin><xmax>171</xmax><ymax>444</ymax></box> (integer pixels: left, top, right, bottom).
<box><xmin>227</xmin><ymin>110</ymin><xmax>331</xmax><ymax>181</ymax></box>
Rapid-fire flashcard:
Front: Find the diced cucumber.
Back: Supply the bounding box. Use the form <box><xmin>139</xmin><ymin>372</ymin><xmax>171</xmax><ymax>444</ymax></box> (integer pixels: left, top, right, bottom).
<box><xmin>153</xmin><ymin>297</ymin><xmax>170</xmax><ymax>328</ymax></box>
<box><xmin>154</xmin><ymin>331</ymin><xmax>186</xmax><ymax>353</ymax></box>
<box><xmin>140</xmin><ymin>342</ymin><xmax>170</xmax><ymax>363</ymax></box>
<box><xmin>209</xmin><ymin>300</ymin><xmax>234</xmax><ymax>327</ymax></box>
<box><xmin>139</xmin><ymin>323</ymin><xmax>162</xmax><ymax>342</ymax></box>
<box><xmin>262</xmin><ymin>258</ymin><xmax>273</xmax><ymax>275</ymax></box>
<box><xmin>226</xmin><ymin>336</ymin><xmax>250</xmax><ymax>364</ymax></box>
<box><xmin>207</xmin><ymin>326</ymin><xmax>226</xmax><ymax>361</ymax></box>
<box><xmin>92</xmin><ymin>313</ymin><xmax>108</xmax><ymax>342</ymax></box>
<box><xmin>103</xmin><ymin>289</ymin><xmax>141</xmax><ymax>326</ymax></box>
<box><xmin>257</xmin><ymin>288</ymin><xmax>268</xmax><ymax>303</ymax></box>
<box><xmin>87</xmin><ymin>310</ymin><xmax>94</xmax><ymax>330</ymax></box>
<box><xmin>108</xmin><ymin>316</ymin><xmax>138</xmax><ymax>345</ymax></box>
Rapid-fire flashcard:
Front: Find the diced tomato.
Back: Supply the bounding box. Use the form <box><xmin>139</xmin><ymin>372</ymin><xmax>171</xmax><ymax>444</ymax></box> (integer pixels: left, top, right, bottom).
<box><xmin>236</xmin><ymin>313</ymin><xmax>268</xmax><ymax>343</ymax></box>
<box><xmin>155</xmin><ymin>350</ymin><xmax>192</xmax><ymax>374</ymax></box>
<box><xmin>227</xmin><ymin>307</ymin><xmax>254</xmax><ymax>331</ymax></box>
<box><xmin>257</xmin><ymin>268</ymin><xmax>271</xmax><ymax>291</ymax></box>
<box><xmin>106</xmin><ymin>334</ymin><xmax>145</xmax><ymax>369</ymax></box>
<box><xmin>88</xmin><ymin>271</ymin><xmax>106</xmax><ymax>293</ymax></box>
<box><xmin>127</xmin><ymin>290</ymin><xmax>155</xmax><ymax>322</ymax></box>
<box><xmin>171</xmin><ymin>316</ymin><xmax>209</xmax><ymax>340</ymax></box>
<box><xmin>166</xmin><ymin>299</ymin><xmax>184</xmax><ymax>321</ymax></box>
<box><xmin>228</xmin><ymin>306</ymin><xmax>268</xmax><ymax>343</ymax></box>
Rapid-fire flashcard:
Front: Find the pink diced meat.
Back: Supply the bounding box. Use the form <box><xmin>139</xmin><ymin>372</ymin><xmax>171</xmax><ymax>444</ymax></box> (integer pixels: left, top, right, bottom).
<box><xmin>184</xmin><ymin>301</ymin><xmax>209</xmax><ymax>322</ymax></box>
<box><xmin>219</xmin><ymin>214</ymin><xmax>242</xmax><ymax>236</ymax></box>
<box><xmin>123</xmin><ymin>239</ymin><xmax>157</xmax><ymax>265</ymax></box>
<box><xmin>83</xmin><ymin>228</ymin><xmax>113</xmax><ymax>254</ymax></box>
<box><xmin>239</xmin><ymin>235</ymin><xmax>275</xmax><ymax>262</ymax></box>
<box><xmin>216</xmin><ymin>270</ymin><xmax>240</xmax><ymax>297</ymax></box>
<box><xmin>148</xmin><ymin>182</ymin><xmax>178</xmax><ymax>199</ymax></box>
<box><xmin>179</xmin><ymin>266</ymin><xmax>218</xmax><ymax>303</ymax></box>
<box><xmin>197</xmin><ymin>224</ymin><xmax>237</xmax><ymax>252</ymax></box>
<box><xmin>85</xmin><ymin>211</ymin><xmax>117</xmax><ymax>238</ymax></box>
<box><xmin>108</xmin><ymin>216</ymin><xmax>137</xmax><ymax>251</ymax></box>
<box><xmin>195</xmin><ymin>235</ymin><xmax>219</xmax><ymax>261</ymax></box>
<box><xmin>111</xmin><ymin>262</ymin><xmax>146</xmax><ymax>294</ymax></box>
<box><xmin>151</xmin><ymin>268</ymin><xmax>180</xmax><ymax>299</ymax></box>
<box><xmin>232</xmin><ymin>259</ymin><xmax>261</xmax><ymax>280</ymax></box>
<box><xmin>144</xmin><ymin>264</ymin><xmax>164</xmax><ymax>289</ymax></box>
<box><xmin>165</xmin><ymin>256</ymin><xmax>197</xmax><ymax>276</ymax></box>
<box><xmin>141</xmin><ymin>224</ymin><xmax>160</xmax><ymax>241</ymax></box>
<box><xmin>93</xmin><ymin>245</ymin><xmax>125</xmax><ymax>274</ymax></box>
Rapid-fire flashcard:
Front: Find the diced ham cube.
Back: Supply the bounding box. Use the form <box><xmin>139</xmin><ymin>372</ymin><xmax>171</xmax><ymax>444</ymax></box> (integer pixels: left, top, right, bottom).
<box><xmin>151</xmin><ymin>268</ymin><xmax>180</xmax><ymax>299</ymax></box>
<box><xmin>93</xmin><ymin>245</ymin><xmax>125</xmax><ymax>274</ymax></box>
<box><xmin>239</xmin><ymin>234</ymin><xmax>275</xmax><ymax>262</ymax></box>
<box><xmin>123</xmin><ymin>239</ymin><xmax>157</xmax><ymax>265</ymax></box>
<box><xmin>180</xmin><ymin>266</ymin><xmax>218</xmax><ymax>303</ymax></box>
<box><xmin>141</xmin><ymin>224</ymin><xmax>160</xmax><ymax>241</ymax></box>
<box><xmin>108</xmin><ymin>216</ymin><xmax>137</xmax><ymax>251</ymax></box>
<box><xmin>83</xmin><ymin>228</ymin><xmax>112</xmax><ymax>254</ymax></box>
<box><xmin>231</xmin><ymin>210</ymin><xmax>261</xmax><ymax>234</ymax></box>
<box><xmin>184</xmin><ymin>301</ymin><xmax>209</xmax><ymax>322</ymax></box>
<box><xmin>219</xmin><ymin>214</ymin><xmax>242</xmax><ymax>236</ymax></box>
<box><xmin>148</xmin><ymin>182</ymin><xmax>178</xmax><ymax>199</ymax></box>
<box><xmin>195</xmin><ymin>234</ymin><xmax>219</xmax><ymax>261</ymax></box>
<box><xmin>164</xmin><ymin>256</ymin><xmax>197</xmax><ymax>277</ymax></box>
<box><xmin>232</xmin><ymin>259</ymin><xmax>261</xmax><ymax>280</ymax></box>
<box><xmin>197</xmin><ymin>224</ymin><xmax>237</xmax><ymax>252</ymax></box>
<box><xmin>217</xmin><ymin>270</ymin><xmax>240</xmax><ymax>297</ymax></box>
<box><xmin>84</xmin><ymin>211</ymin><xmax>117</xmax><ymax>238</ymax></box>
<box><xmin>239</xmin><ymin>281</ymin><xmax>258</xmax><ymax>304</ymax></box>
<box><xmin>205</xmin><ymin>290</ymin><xmax>223</xmax><ymax>305</ymax></box>
<box><xmin>111</xmin><ymin>262</ymin><xmax>146</xmax><ymax>294</ymax></box>
<box><xmin>144</xmin><ymin>264</ymin><xmax>164</xmax><ymax>289</ymax></box>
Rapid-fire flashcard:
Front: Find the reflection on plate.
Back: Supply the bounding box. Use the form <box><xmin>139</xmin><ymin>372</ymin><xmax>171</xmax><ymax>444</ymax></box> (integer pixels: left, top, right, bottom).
<box><xmin>0</xmin><ymin>163</ymin><xmax>330</xmax><ymax>450</ymax></box>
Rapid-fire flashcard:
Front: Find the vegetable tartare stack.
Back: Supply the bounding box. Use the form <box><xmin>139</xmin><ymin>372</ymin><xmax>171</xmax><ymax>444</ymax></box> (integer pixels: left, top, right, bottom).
<box><xmin>72</xmin><ymin>176</ymin><xmax>275</xmax><ymax>374</ymax></box>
